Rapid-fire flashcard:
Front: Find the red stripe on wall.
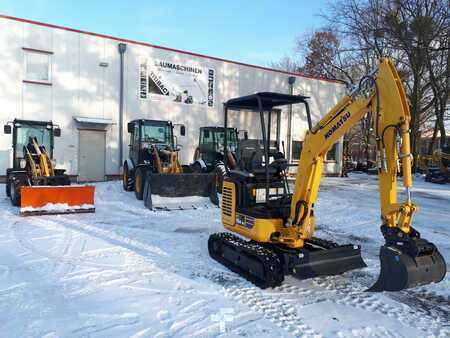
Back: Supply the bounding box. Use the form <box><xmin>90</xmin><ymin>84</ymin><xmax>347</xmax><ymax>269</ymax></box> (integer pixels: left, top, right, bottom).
<box><xmin>0</xmin><ymin>14</ymin><xmax>344</xmax><ymax>85</ymax></box>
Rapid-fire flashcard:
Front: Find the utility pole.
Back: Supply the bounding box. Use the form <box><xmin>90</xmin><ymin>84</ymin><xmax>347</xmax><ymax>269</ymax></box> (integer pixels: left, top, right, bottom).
<box><xmin>118</xmin><ymin>43</ymin><xmax>127</xmax><ymax>172</ymax></box>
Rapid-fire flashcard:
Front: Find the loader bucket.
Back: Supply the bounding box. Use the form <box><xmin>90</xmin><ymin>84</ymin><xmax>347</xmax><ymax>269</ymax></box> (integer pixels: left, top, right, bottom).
<box><xmin>147</xmin><ymin>173</ymin><xmax>215</xmax><ymax>197</ymax></box>
<box><xmin>143</xmin><ymin>172</ymin><xmax>215</xmax><ymax>210</ymax></box>
<box><xmin>20</xmin><ymin>185</ymin><xmax>95</xmax><ymax>216</ymax></box>
<box><xmin>368</xmin><ymin>240</ymin><xmax>446</xmax><ymax>292</ymax></box>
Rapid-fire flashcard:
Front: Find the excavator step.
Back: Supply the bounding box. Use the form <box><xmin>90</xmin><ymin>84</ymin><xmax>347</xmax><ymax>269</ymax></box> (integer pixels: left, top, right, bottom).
<box><xmin>208</xmin><ymin>232</ymin><xmax>366</xmax><ymax>289</ymax></box>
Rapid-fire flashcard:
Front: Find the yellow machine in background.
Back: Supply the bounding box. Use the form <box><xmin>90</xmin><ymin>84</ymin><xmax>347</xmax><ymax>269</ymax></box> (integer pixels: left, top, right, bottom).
<box><xmin>123</xmin><ymin>119</ymin><xmax>214</xmax><ymax>210</ymax></box>
<box><xmin>209</xmin><ymin>58</ymin><xmax>446</xmax><ymax>291</ymax></box>
<box><xmin>151</xmin><ymin>146</ymin><xmax>183</xmax><ymax>174</ymax></box>
<box><xmin>418</xmin><ymin>148</ymin><xmax>450</xmax><ymax>184</ymax></box>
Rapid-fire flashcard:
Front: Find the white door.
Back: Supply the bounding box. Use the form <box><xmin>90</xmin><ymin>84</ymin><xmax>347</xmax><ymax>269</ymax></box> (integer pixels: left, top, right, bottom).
<box><xmin>78</xmin><ymin>130</ymin><xmax>105</xmax><ymax>182</ymax></box>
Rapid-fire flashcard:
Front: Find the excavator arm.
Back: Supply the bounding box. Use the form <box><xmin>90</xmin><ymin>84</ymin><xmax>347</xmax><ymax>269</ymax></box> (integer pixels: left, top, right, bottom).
<box><xmin>286</xmin><ymin>58</ymin><xmax>446</xmax><ymax>291</ymax></box>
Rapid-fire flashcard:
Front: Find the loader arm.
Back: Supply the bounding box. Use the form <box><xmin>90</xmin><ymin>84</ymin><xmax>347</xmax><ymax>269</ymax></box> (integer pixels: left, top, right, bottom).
<box><xmin>287</xmin><ymin>58</ymin><xmax>445</xmax><ymax>291</ymax></box>
<box><xmin>24</xmin><ymin>137</ymin><xmax>55</xmax><ymax>178</ymax></box>
<box><xmin>151</xmin><ymin>145</ymin><xmax>164</xmax><ymax>173</ymax></box>
<box><xmin>31</xmin><ymin>137</ymin><xmax>55</xmax><ymax>177</ymax></box>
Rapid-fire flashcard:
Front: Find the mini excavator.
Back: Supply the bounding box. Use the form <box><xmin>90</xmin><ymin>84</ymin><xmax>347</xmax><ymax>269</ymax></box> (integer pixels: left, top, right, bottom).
<box><xmin>208</xmin><ymin>58</ymin><xmax>446</xmax><ymax>291</ymax></box>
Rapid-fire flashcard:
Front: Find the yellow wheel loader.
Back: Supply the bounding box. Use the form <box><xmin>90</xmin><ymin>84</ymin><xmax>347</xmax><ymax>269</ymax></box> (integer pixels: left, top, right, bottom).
<box><xmin>4</xmin><ymin>119</ymin><xmax>95</xmax><ymax>216</ymax></box>
<box><xmin>418</xmin><ymin>148</ymin><xmax>450</xmax><ymax>184</ymax></box>
<box><xmin>208</xmin><ymin>58</ymin><xmax>446</xmax><ymax>291</ymax></box>
<box><xmin>123</xmin><ymin>119</ymin><xmax>214</xmax><ymax>210</ymax></box>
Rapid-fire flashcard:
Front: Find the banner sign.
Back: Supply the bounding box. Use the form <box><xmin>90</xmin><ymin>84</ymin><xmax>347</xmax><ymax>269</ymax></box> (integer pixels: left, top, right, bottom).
<box><xmin>139</xmin><ymin>58</ymin><xmax>215</xmax><ymax>107</ymax></box>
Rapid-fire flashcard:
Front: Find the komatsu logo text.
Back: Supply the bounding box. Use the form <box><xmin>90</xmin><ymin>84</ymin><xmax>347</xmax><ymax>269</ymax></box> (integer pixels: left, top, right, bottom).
<box><xmin>324</xmin><ymin>111</ymin><xmax>351</xmax><ymax>139</ymax></box>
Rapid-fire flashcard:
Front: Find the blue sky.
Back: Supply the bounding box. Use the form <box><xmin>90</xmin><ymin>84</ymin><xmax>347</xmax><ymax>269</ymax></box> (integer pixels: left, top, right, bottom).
<box><xmin>0</xmin><ymin>0</ymin><xmax>329</xmax><ymax>66</ymax></box>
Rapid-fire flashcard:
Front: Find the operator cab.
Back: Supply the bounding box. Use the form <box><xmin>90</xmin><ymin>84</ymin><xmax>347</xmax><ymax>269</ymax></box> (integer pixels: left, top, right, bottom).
<box><xmin>223</xmin><ymin>92</ymin><xmax>310</xmax><ymax>218</ymax></box>
<box><xmin>197</xmin><ymin>126</ymin><xmax>240</xmax><ymax>167</ymax></box>
<box><xmin>4</xmin><ymin>119</ymin><xmax>61</xmax><ymax>169</ymax></box>
<box><xmin>127</xmin><ymin>119</ymin><xmax>185</xmax><ymax>166</ymax></box>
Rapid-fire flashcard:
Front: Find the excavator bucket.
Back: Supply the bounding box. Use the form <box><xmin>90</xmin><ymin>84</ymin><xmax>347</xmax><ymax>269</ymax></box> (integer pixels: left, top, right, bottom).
<box><xmin>368</xmin><ymin>239</ymin><xmax>446</xmax><ymax>292</ymax></box>
<box><xmin>143</xmin><ymin>172</ymin><xmax>216</xmax><ymax>210</ymax></box>
<box><xmin>20</xmin><ymin>185</ymin><xmax>95</xmax><ymax>216</ymax></box>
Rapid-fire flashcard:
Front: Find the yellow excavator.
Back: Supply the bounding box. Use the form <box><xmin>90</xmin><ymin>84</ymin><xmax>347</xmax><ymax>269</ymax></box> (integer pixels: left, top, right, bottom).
<box><xmin>208</xmin><ymin>58</ymin><xmax>446</xmax><ymax>291</ymax></box>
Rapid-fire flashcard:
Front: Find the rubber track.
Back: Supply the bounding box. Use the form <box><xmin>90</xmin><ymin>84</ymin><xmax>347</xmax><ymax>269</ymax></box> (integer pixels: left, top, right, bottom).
<box><xmin>208</xmin><ymin>233</ymin><xmax>284</xmax><ymax>289</ymax></box>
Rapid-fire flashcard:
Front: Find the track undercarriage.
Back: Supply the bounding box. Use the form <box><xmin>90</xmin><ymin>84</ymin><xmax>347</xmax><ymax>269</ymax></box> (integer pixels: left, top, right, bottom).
<box><xmin>208</xmin><ymin>232</ymin><xmax>366</xmax><ymax>288</ymax></box>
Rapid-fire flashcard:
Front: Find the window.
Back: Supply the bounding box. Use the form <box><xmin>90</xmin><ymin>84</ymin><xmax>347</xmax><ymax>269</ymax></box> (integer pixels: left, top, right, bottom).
<box><xmin>291</xmin><ymin>140</ymin><xmax>303</xmax><ymax>161</ymax></box>
<box><xmin>214</xmin><ymin>129</ymin><xmax>238</xmax><ymax>152</ymax></box>
<box><xmin>326</xmin><ymin>142</ymin><xmax>338</xmax><ymax>161</ymax></box>
<box><xmin>15</xmin><ymin>124</ymin><xmax>52</xmax><ymax>159</ymax></box>
<box><xmin>24</xmin><ymin>51</ymin><xmax>51</xmax><ymax>83</ymax></box>
<box><xmin>141</xmin><ymin>124</ymin><xmax>173</xmax><ymax>144</ymax></box>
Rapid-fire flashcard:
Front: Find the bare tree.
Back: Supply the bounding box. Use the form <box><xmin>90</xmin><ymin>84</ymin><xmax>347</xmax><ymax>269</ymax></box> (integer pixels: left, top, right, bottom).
<box><xmin>318</xmin><ymin>0</ymin><xmax>449</xmax><ymax>167</ymax></box>
<box><xmin>268</xmin><ymin>55</ymin><xmax>302</xmax><ymax>73</ymax></box>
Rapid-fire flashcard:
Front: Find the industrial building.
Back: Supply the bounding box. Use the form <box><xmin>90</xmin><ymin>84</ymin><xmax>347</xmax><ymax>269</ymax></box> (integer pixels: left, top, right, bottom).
<box><xmin>0</xmin><ymin>15</ymin><xmax>346</xmax><ymax>182</ymax></box>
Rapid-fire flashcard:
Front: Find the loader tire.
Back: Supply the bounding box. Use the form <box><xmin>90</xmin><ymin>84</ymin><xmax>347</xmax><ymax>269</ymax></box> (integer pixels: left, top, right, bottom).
<box><xmin>215</xmin><ymin>164</ymin><xmax>226</xmax><ymax>193</ymax></box>
<box><xmin>191</xmin><ymin>161</ymin><xmax>203</xmax><ymax>173</ymax></box>
<box><xmin>10</xmin><ymin>179</ymin><xmax>21</xmax><ymax>207</ymax></box>
<box><xmin>143</xmin><ymin>173</ymin><xmax>153</xmax><ymax>210</ymax></box>
<box><xmin>210</xmin><ymin>164</ymin><xmax>226</xmax><ymax>207</ymax></box>
<box><xmin>5</xmin><ymin>177</ymin><xmax>11</xmax><ymax>197</ymax></box>
<box><xmin>123</xmin><ymin>164</ymin><xmax>134</xmax><ymax>191</ymax></box>
<box><xmin>134</xmin><ymin>167</ymin><xmax>146</xmax><ymax>200</ymax></box>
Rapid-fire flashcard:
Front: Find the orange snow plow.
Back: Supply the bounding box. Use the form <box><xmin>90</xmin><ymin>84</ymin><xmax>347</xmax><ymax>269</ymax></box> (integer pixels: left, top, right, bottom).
<box><xmin>20</xmin><ymin>185</ymin><xmax>95</xmax><ymax>216</ymax></box>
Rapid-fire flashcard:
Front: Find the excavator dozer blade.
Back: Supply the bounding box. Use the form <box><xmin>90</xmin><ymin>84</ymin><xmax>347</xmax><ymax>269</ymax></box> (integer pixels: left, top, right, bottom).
<box><xmin>292</xmin><ymin>240</ymin><xmax>367</xmax><ymax>280</ymax></box>
<box><xmin>368</xmin><ymin>240</ymin><xmax>446</xmax><ymax>292</ymax></box>
<box><xmin>143</xmin><ymin>172</ymin><xmax>216</xmax><ymax>210</ymax></box>
<box><xmin>20</xmin><ymin>185</ymin><xmax>95</xmax><ymax>216</ymax></box>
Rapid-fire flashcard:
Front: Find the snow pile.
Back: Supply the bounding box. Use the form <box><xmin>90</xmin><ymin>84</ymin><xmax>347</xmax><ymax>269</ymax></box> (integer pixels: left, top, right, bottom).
<box><xmin>21</xmin><ymin>203</ymin><xmax>95</xmax><ymax>213</ymax></box>
<box><xmin>150</xmin><ymin>195</ymin><xmax>213</xmax><ymax>210</ymax></box>
<box><xmin>0</xmin><ymin>175</ymin><xmax>448</xmax><ymax>337</ymax></box>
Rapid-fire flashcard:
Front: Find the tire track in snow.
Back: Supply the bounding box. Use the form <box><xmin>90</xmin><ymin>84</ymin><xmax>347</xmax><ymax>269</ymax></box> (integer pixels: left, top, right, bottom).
<box><xmin>224</xmin><ymin>283</ymin><xmax>320</xmax><ymax>338</ymax></box>
<box><xmin>268</xmin><ymin>274</ymin><xmax>450</xmax><ymax>337</ymax></box>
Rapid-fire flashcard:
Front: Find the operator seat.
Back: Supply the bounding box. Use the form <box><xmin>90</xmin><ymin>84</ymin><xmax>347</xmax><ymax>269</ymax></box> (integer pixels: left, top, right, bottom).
<box><xmin>228</xmin><ymin>139</ymin><xmax>278</xmax><ymax>183</ymax></box>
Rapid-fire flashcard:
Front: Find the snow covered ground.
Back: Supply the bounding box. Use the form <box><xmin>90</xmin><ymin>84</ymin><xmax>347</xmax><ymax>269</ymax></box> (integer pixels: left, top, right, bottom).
<box><xmin>0</xmin><ymin>174</ymin><xmax>448</xmax><ymax>338</ymax></box>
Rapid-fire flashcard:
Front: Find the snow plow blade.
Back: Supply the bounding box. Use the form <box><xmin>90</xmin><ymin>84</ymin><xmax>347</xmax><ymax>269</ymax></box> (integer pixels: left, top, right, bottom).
<box><xmin>143</xmin><ymin>172</ymin><xmax>215</xmax><ymax>210</ymax></box>
<box><xmin>20</xmin><ymin>185</ymin><xmax>95</xmax><ymax>216</ymax></box>
<box><xmin>291</xmin><ymin>239</ymin><xmax>367</xmax><ymax>279</ymax></box>
<box><xmin>368</xmin><ymin>239</ymin><xmax>446</xmax><ymax>292</ymax></box>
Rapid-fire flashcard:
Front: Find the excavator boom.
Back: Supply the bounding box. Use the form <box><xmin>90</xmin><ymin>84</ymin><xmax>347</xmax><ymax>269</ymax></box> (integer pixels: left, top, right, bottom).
<box><xmin>288</xmin><ymin>58</ymin><xmax>446</xmax><ymax>291</ymax></box>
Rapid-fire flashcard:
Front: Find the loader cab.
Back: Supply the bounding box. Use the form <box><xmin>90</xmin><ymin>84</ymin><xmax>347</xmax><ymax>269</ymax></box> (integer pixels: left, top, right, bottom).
<box><xmin>127</xmin><ymin>119</ymin><xmax>185</xmax><ymax>166</ymax></box>
<box><xmin>196</xmin><ymin>127</ymin><xmax>240</xmax><ymax>167</ymax></box>
<box><xmin>4</xmin><ymin>119</ymin><xmax>60</xmax><ymax>169</ymax></box>
<box><xmin>222</xmin><ymin>93</ymin><xmax>310</xmax><ymax>217</ymax></box>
